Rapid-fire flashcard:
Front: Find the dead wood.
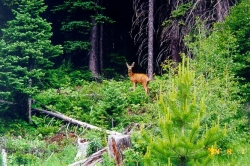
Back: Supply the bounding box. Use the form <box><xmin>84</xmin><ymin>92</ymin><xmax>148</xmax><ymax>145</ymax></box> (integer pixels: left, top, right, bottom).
<box><xmin>0</xmin><ymin>100</ymin><xmax>16</xmax><ymax>105</ymax></box>
<box><xmin>32</xmin><ymin>108</ymin><xmax>122</xmax><ymax>135</ymax></box>
<box><xmin>108</xmin><ymin>135</ymin><xmax>132</xmax><ymax>166</ymax></box>
<box><xmin>69</xmin><ymin>147</ymin><xmax>107</xmax><ymax>166</ymax></box>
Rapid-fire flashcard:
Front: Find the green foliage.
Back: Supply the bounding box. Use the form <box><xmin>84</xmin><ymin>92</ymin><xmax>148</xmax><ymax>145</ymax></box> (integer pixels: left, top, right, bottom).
<box><xmin>41</xmin><ymin>62</ymin><xmax>93</xmax><ymax>88</ymax></box>
<box><xmin>184</xmin><ymin>16</ymin><xmax>249</xmax><ymax>144</ymax></box>
<box><xmin>101</xmin><ymin>152</ymin><xmax>116</xmax><ymax>166</ymax></box>
<box><xmin>171</xmin><ymin>2</ymin><xmax>193</xmax><ymax>18</ymax></box>
<box><xmin>185</xmin><ymin>0</ymin><xmax>250</xmax><ymax>99</ymax></box>
<box><xmin>142</xmin><ymin>58</ymin><xmax>227</xmax><ymax>165</ymax></box>
<box><xmin>1</xmin><ymin>133</ymin><xmax>76</xmax><ymax>166</ymax></box>
<box><xmin>86</xmin><ymin>132</ymin><xmax>105</xmax><ymax>156</ymax></box>
<box><xmin>53</xmin><ymin>0</ymin><xmax>113</xmax><ymax>54</ymax></box>
<box><xmin>102</xmin><ymin>53</ymin><xmax>127</xmax><ymax>79</ymax></box>
<box><xmin>224</xmin><ymin>0</ymin><xmax>250</xmax><ymax>59</ymax></box>
<box><xmin>123</xmin><ymin>148</ymin><xmax>143</xmax><ymax>166</ymax></box>
<box><xmin>34</xmin><ymin>75</ymin><xmax>153</xmax><ymax>129</ymax></box>
<box><xmin>0</xmin><ymin>0</ymin><xmax>62</xmax><ymax>106</ymax></box>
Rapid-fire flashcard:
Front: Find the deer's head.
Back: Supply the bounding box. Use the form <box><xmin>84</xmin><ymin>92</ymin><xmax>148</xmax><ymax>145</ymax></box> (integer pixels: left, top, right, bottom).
<box><xmin>126</xmin><ymin>62</ymin><xmax>135</xmax><ymax>72</ymax></box>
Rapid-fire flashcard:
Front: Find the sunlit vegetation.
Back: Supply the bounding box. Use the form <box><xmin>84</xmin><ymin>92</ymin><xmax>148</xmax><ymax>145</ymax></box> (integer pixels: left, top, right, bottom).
<box><xmin>0</xmin><ymin>0</ymin><xmax>250</xmax><ymax>165</ymax></box>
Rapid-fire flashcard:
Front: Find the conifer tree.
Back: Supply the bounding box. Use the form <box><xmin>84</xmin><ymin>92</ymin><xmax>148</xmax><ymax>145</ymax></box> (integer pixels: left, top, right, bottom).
<box><xmin>143</xmin><ymin>57</ymin><xmax>226</xmax><ymax>165</ymax></box>
<box><xmin>0</xmin><ymin>0</ymin><xmax>62</xmax><ymax>117</ymax></box>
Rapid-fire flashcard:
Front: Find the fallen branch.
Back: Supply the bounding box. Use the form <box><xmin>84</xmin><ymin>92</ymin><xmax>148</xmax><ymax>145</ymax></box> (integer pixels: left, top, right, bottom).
<box><xmin>0</xmin><ymin>100</ymin><xmax>16</xmax><ymax>105</ymax></box>
<box><xmin>69</xmin><ymin>147</ymin><xmax>107</xmax><ymax>166</ymax></box>
<box><xmin>32</xmin><ymin>108</ymin><xmax>122</xmax><ymax>135</ymax></box>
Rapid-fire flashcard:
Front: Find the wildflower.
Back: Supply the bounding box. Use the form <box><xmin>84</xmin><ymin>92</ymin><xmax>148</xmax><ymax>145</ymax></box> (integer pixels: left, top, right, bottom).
<box><xmin>208</xmin><ymin>147</ymin><xmax>215</xmax><ymax>155</ymax></box>
<box><xmin>242</xmin><ymin>149</ymin><xmax>245</xmax><ymax>155</ymax></box>
<box><xmin>208</xmin><ymin>147</ymin><xmax>220</xmax><ymax>155</ymax></box>
<box><xmin>215</xmin><ymin>148</ymin><xmax>220</xmax><ymax>154</ymax></box>
<box><xmin>227</xmin><ymin>149</ymin><xmax>232</xmax><ymax>155</ymax></box>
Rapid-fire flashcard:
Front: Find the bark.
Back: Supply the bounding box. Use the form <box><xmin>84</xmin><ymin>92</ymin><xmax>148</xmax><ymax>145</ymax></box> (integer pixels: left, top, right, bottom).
<box><xmin>28</xmin><ymin>78</ymin><xmax>32</xmax><ymax>123</ymax></box>
<box><xmin>108</xmin><ymin>134</ymin><xmax>132</xmax><ymax>166</ymax></box>
<box><xmin>170</xmin><ymin>20</ymin><xmax>181</xmax><ymax>63</ymax></box>
<box><xmin>1</xmin><ymin>148</ymin><xmax>7</xmax><ymax>166</ymax></box>
<box><xmin>216</xmin><ymin>0</ymin><xmax>230</xmax><ymax>21</ymax></box>
<box><xmin>148</xmin><ymin>0</ymin><xmax>154</xmax><ymax>80</ymax></box>
<box><xmin>99</xmin><ymin>23</ymin><xmax>104</xmax><ymax>72</ymax></box>
<box><xmin>70</xmin><ymin>148</ymin><xmax>107</xmax><ymax>166</ymax></box>
<box><xmin>89</xmin><ymin>18</ymin><xmax>99</xmax><ymax>79</ymax></box>
<box><xmin>74</xmin><ymin>138</ymin><xmax>89</xmax><ymax>161</ymax></box>
<box><xmin>32</xmin><ymin>108</ymin><xmax>122</xmax><ymax>135</ymax></box>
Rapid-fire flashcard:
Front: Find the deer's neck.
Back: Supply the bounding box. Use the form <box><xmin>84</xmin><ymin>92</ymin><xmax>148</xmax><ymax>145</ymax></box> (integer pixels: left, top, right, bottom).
<box><xmin>128</xmin><ymin>70</ymin><xmax>133</xmax><ymax>77</ymax></box>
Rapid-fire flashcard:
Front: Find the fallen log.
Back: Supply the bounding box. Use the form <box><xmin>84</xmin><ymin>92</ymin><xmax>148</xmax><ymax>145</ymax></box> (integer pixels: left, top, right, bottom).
<box><xmin>32</xmin><ymin>108</ymin><xmax>121</xmax><ymax>135</ymax></box>
<box><xmin>69</xmin><ymin>147</ymin><xmax>107</xmax><ymax>166</ymax></box>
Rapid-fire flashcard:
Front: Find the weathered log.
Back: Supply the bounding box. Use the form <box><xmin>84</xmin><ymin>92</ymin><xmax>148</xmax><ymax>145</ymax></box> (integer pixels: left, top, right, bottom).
<box><xmin>108</xmin><ymin>134</ymin><xmax>132</xmax><ymax>166</ymax></box>
<box><xmin>32</xmin><ymin>108</ymin><xmax>121</xmax><ymax>135</ymax></box>
<box><xmin>70</xmin><ymin>147</ymin><xmax>107</xmax><ymax>166</ymax></box>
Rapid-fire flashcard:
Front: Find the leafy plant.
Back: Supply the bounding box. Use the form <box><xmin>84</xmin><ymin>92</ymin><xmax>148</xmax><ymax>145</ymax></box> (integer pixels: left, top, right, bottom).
<box><xmin>142</xmin><ymin>57</ymin><xmax>227</xmax><ymax>165</ymax></box>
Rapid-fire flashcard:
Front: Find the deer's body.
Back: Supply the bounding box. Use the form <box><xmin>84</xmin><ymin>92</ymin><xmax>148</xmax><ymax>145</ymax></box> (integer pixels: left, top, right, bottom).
<box><xmin>126</xmin><ymin>62</ymin><xmax>150</xmax><ymax>94</ymax></box>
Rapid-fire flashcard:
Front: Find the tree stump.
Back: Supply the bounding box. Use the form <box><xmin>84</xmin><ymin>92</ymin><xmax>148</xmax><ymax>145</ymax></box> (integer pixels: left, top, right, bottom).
<box><xmin>108</xmin><ymin>134</ymin><xmax>131</xmax><ymax>166</ymax></box>
<box><xmin>2</xmin><ymin>148</ymin><xmax>7</xmax><ymax>166</ymax></box>
<box><xmin>74</xmin><ymin>138</ymin><xmax>89</xmax><ymax>161</ymax></box>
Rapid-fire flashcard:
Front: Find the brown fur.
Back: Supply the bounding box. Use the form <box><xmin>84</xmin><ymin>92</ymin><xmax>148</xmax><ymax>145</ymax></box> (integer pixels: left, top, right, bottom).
<box><xmin>126</xmin><ymin>62</ymin><xmax>150</xmax><ymax>94</ymax></box>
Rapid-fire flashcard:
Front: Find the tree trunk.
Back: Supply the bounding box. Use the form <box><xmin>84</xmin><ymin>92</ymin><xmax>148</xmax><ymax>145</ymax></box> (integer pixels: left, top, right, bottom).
<box><xmin>28</xmin><ymin>78</ymin><xmax>32</xmax><ymax>123</ymax></box>
<box><xmin>170</xmin><ymin>20</ymin><xmax>181</xmax><ymax>63</ymax></box>
<box><xmin>169</xmin><ymin>0</ymin><xmax>181</xmax><ymax>63</ymax></box>
<box><xmin>148</xmin><ymin>0</ymin><xmax>154</xmax><ymax>80</ymax></box>
<box><xmin>108</xmin><ymin>134</ymin><xmax>132</xmax><ymax>166</ymax></box>
<box><xmin>216</xmin><ymin>0</ymin><xmax>229</xmax><ymax>21</ymax></box>
<box><xmin>89</xmin><ymin>18</ymin><xmax>99</xmax><ymax>79</ymax></box>
<box><xmin>99</xmin><ymin>23</ymin><xmax>104</xmax><ymax>72</ymax></box>
<box><xmin>74</xmin><ymin>138</ymin><xmax>89</xmax><ymax>161</ymax></box>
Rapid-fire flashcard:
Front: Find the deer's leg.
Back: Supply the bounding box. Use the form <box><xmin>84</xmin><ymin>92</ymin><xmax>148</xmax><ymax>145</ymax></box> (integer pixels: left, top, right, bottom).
<box><xmin>142</xmin><ymin>83</ymin><xmax>149</xmax><ymax>94</ymax></box>
<box><xmin>133</xmin><ymin>82</ymin><xmax>136</xmax><ymax>91</ymax></box>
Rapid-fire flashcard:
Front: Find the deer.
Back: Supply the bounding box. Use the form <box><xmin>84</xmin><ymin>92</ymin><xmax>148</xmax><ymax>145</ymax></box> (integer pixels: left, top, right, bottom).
<box><xmin>126</xmin><ymin>62</ymin><xmax>151</xmax><ymax>94</ymax></box>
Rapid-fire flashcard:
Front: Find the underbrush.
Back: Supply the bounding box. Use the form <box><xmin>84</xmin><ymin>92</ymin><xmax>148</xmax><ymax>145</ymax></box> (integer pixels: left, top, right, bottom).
<box><xmin>0</xmin><ymin>130</ymin><xmax>77</xmax><ymax>165</ymax></box>
<box><xmin>33</xmin><ymin>78</ymin><xmax>160</xmax><ymax>130</ymax></box>
<box><xmin>1</xmin><ymin>64</ymin><xmax>250</xmax><ymax>165</ymax></box>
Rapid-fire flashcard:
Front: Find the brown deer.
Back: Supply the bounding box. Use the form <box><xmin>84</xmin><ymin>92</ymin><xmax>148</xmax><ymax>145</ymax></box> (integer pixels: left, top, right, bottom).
<box><xmin>126</xmin><ymin>62</ymin><xmax>151</xmax><ymax>94</ymax></box>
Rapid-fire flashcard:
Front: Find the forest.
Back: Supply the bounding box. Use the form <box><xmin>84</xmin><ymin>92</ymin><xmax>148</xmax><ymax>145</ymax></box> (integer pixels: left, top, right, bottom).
<box><xmin>0</xmin><ymin>0</ymin><xmax>250</xmax><ymax>165</ymax></box>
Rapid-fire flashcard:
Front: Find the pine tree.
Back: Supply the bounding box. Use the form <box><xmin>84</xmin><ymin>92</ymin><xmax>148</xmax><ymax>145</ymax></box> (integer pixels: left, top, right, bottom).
<box><xmin>0</xmin><ymin>0</ymin><xmax>62</xmax><ymax>117</ymax></box>
<box><xmin>53</xmin><ymin>0</ymin><xmax>114</xmax><ymax>75</ymax></box>
<box><xmin>143</xmin><ymin>57</ymin><xmax>226</xmax><ymax>165</ymax></box>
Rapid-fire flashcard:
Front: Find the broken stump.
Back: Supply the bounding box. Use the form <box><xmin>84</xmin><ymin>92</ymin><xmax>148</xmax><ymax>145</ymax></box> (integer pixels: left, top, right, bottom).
<box><xmin>108</xmin><ymin>134</ymin><xmax>131</xmax><ymax>166</ymax></box>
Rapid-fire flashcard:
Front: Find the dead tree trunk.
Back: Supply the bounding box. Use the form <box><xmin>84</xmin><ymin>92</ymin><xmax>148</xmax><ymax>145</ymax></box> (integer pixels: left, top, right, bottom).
<box><xmin>148</xmin><ymin>0</ymin><xmax>154</xmax><ymax>80</ymax></box>
<box><xmin>108</xmin><ymin>134</ymin><xmax>132</xmax><ymax>166</ymax></box>
<box><xmin>32</xmin><ymin>108</ymin><xmax>121</xmax><ymax>135</ymax></box>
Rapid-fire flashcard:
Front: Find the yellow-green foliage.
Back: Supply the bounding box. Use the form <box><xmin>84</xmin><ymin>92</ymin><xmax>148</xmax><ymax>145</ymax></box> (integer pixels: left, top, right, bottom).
<box><xmin>142</xmin><ymin>57</ymin><xmax>238</xmax><ymax>165</ymax></box>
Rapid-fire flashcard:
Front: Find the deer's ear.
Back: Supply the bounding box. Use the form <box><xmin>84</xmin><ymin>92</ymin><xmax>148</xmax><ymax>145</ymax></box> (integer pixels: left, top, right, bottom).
<box><xmin>132</xmin><ymin>62</ymin><xmax>135</xmax><ymax>67</ymax></box>
<box><xmin>126</xmin><ymin>62</ymin><xmax>129</xmax><ymax>68</ymax></box>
